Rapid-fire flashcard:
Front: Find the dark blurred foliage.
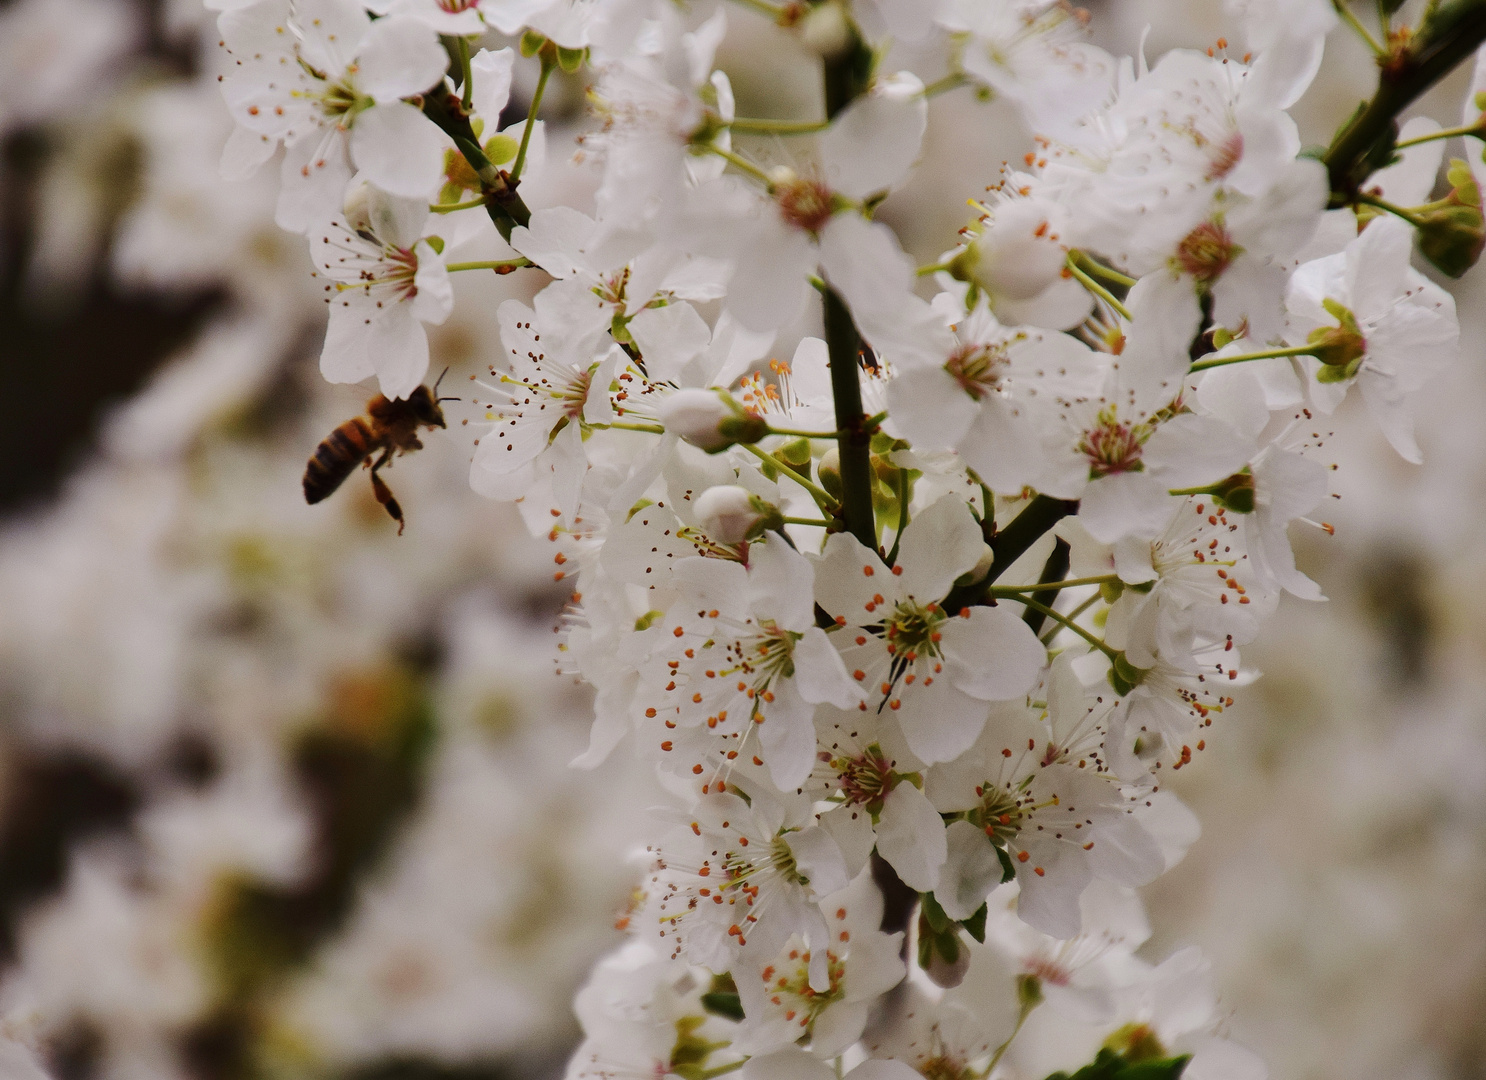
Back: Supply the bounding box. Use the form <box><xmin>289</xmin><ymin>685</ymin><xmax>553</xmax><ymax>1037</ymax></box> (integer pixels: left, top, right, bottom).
<box><xmin>0</xmin><ymin>751</ymin><xmax>141</xmax><ymax>961</ymax></box>
<box><xmin>0</xmin><ymin>0</ymin><xmax>214</xmax><ymax>518</ymax></box>
<box><xmin>1358</xmin><ymin>547</ymin><xmax>1434</xmax><ymax>687</ymax></box>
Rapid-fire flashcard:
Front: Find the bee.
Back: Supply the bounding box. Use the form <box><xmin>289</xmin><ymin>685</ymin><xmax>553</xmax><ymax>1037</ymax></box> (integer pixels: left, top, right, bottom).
<box><xmin>302</xmin><ymin>374</ymin><xmax>457</xmax><ymax>534</ymax></box>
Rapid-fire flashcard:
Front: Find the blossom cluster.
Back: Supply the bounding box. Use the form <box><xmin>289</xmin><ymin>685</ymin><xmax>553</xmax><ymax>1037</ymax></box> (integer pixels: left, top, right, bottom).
<box><xmin>195</xmin><ymin>0</ymin><xmax>1486</xmax><ymax>1078</ymax></box>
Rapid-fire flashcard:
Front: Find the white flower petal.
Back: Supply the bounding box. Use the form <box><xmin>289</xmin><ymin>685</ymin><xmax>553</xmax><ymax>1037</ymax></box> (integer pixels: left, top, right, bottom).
<box><xmin>876</xmin><ymin>781</ymin><xmax>948</xmax><ymax>892</ymax></box>
<box><xmin>354</xmin><ymin>14</ymin><xmax>448</xmax><ymax>101</ymax></box>
<box><xmin>351</xmin><ymin>101</ymin><xmax>446</xmax><ymax>199</ymax></box>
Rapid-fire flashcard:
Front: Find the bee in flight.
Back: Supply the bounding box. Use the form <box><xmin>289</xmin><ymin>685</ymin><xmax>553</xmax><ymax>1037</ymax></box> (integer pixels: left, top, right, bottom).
<box><xmin>302</xmin><ymin>374</ymin><xmax>457</xmax><ymax>534</ymax></box>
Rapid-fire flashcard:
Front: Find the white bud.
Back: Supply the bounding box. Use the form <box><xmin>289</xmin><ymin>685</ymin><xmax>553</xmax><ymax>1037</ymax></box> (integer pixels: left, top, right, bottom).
<box><xmin>341</xmin><ymin>180</ymin><xmax>402</xmax><ymax>244</ymax></box>
<box><xmin>342</xmin><ymin>180</ymin><xmax>376</xmax><ymax>239</ymax></box>
<box><xmin>768</xmin><ymin>165</ymin><xmax>799</xmax><ymax>188</ymax></box>
<box><xmin>801</xmin><ymin>2</ymin><xmax>853</xmax><ymax>59</ymax></box>
<box><xmin>969</xmin><ymin>201</ymin><xmax>1067</xmax><ymax>301</ymax></box>
<box><xmin>965</xmin><ymin>543</ymin><xmax>995</xmax><ymax>585</ymax></box>
<box><xmin>656</xmin><ymin>388</ymin><xmax>767</xmax><ymax>452</ymax></box>
<box><xmin>697</xmin><ymin>485</ymin><xmax>771</xmax><ymax>544</ymax></box>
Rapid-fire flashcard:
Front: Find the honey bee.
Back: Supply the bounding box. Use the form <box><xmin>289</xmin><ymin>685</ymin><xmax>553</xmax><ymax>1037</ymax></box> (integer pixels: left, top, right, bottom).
<box><xmin>302</xmin><ymin>374</ymin><xmax>457</xmax><ymax>534</ymax></box>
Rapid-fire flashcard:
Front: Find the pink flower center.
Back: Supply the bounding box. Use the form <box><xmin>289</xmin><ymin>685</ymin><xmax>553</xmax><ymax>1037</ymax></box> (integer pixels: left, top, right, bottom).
<box><xmin>1175</xmin><ymin>220</ymin><xmax>1238</xmax><ymax>284</ymax></box>
<box><xmin>1078</xmin><ymin>409</ymin><xmax>1151</xmax><ymax>477</ymax></box>
<box><xmin>945</xmin><ymin>343</ymin><xmax>1010</xmax><ymax>400</ymax></box>
<box><xmin>1205</xmin><ymin>130</ymin><xmax>1244</xmax><ymax>182</ymax></box>
<box><xmin>774</xmin><ymin>177</ymin><xmax>835</xmax><ymax>235</ymax></box>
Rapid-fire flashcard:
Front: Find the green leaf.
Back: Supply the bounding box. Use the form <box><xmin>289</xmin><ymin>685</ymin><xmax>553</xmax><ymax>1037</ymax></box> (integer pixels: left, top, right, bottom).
<box><xmin>960</xmin><ymin>902</ymin><xmax>987</xmax><ymax>943</ymax></box>
<box><xmin>556</xmin><ymin>45</ymin><xmax>587</xmax><ymax>73</ymax></box>
<box><xmin>996</xmin><ymin>844</ymin><xmax>1017</xmax><ymax>883</ymax></box>
<box><xmin>700</xmin><ymin>973</ymin><xmax>744</xmax><ymax>1021</ymax></box>
<box><xmin>519</xmin><ymin>30</ymin><xmax>547</xmax><ymax>56</ymax></box>
<box><xmin>699</xmin><ymin>991</ymin><xmax>743</xmax><ymax>1022</ymax></box>
<box><xmin>1042</xmin><ymin>1048</ymin><xmax>1192</xmax><ymax>1080</ymax></box>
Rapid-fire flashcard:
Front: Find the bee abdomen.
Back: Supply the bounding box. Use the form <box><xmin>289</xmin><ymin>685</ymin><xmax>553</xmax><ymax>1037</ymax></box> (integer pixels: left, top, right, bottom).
<box><xmin>303</xmin><ymin>418</ymin><xmax>376</xmax><ymax>504</ymax></box>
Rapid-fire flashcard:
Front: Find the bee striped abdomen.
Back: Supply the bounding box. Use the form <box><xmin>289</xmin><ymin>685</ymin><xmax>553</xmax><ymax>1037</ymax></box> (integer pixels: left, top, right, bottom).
<box><xmin>303</xmin><ymin>417</ymin><xmax>378</xmax><ymax>504</ymax></box>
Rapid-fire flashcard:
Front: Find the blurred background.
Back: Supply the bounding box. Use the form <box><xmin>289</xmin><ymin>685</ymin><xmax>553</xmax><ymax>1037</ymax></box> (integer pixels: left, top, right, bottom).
<box><xmin>0</xmin><ymin>0</ymin><xmax>1483</xmax><ymax>1078</ymax></box>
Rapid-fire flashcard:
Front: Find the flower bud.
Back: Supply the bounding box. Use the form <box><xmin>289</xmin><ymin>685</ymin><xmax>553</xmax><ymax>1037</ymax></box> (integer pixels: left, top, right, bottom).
<box><xmin>695</xmin><ymin>485</ymin><xmax>783</xmax><ymax>544</ymax></box>
<box><xmin>342</xmin><ymin>180</ymin><xmax>378</xmax><ymax>241</ymax></box>
<box><xmin>953</xmin><ymin>544</ymin><xmax>995</xmax><ymax>588</ymax></box>
<box><xmin>1415</xmin><ymin>159</ymin><xmax>1485</xmax><ymax>279</ymax></box>
<box><xmin>656</xmin><ymin>389</ymin><xmax>768</xmax><ymax>452</ymax></box>
<box><xmin>817</xmin><ymin>446</ymin><xmax>843</xmax><ymax>502</ymax></box>
<box><xmin>1107</xmin><ymin>652</ymin><xmax>1149</xmax><ymax>696</ymax></box>
<box><xmin>800</xmin><ymin>1</ymin><xmax>853</xmax><ymax>58</ymax></box>
<box><xmin>342</xmin><ymin>180</ymin><xmax>405</xmax><ymax>246</ymax></box>
<box><xmin>965</xmin><ymin>201</ymin><xmax>1071</xmax><ymax>301</ymax></box>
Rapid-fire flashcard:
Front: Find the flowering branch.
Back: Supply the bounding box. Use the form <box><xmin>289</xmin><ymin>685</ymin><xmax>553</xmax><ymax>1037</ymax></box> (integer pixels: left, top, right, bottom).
<box><xmin>1324</xmin><ymin>0</ymin><xmax>1486</xmax><ymax>201</ymax></box>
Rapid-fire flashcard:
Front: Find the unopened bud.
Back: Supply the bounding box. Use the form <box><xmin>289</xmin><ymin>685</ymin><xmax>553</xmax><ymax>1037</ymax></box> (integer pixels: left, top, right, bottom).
<box><xmin>967</xmin><ymin>203</ymin><xmax>1071</xmax><ymax>300</ymax></box>
<box><xmin>1016</xmin><ymin>973</ymin><xmax>1045</xmax><ymax>1011</ymax></box>
<box><xmin>696</xmin><ymin>485</ymin><xmax>783</xmax><ymax>544</ymax></box>
<box><xmin>1211</xmin><ymin>469</ymin><xmax>1256</xmax><ymax>514</ymax></box>
<box><xmin>656</xmin><ymin>389</ymin><xmax>768</xmax><ymax>452</ymax></box>
<box><xmin>800</xmin><ymin>1</ymin><xmax>853</xmax><ymax>58</ymax></box>
<box><xmin>817</xmin><ymin>446</ymin><xmax>843</xmax><ymax>501</ymax></box>
<box><xmin>954</xmin><ymin>544</ymin><xmax>995</xmax><ymax>588</ymax></box>
<box><xmin>342</xmin><ymin>180</ymin><xmax>379</xmax><ymax>241</ymax></box>
<box><xmin>1307</xmin><ymin>298</ymin><xmax>1366</xmax><ymax>381</ymax></box>
<box><xmin>1416</xmin><ymin>159</ymin><xmax>1486</xmax><ymax>279</ymax></box>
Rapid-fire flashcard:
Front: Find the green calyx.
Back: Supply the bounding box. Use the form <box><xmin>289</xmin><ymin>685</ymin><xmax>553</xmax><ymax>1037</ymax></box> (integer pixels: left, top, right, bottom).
<box><xmin>716</xmin><ymin>411</ymin><xmax>771</xmax><ymax>450</ymax></box>
<box><xmin>1307</xmin><ymin>298</ymin><xmax>1366</xmax><ymax>379</ymax></box>
<box><xmin>1107</xmin><ymin>653</ymin><xmax>1150</xmax><ymax>696</ymax></box>
<box><xmin>669</xmin><ymin>1015</ymin><xmax>735</xmax><ymax>1080</ymax></box>
<box><xmin>1210</xmin><ymin>469</ymin><xmax>1256</xmax><ymax>514</ymax></box>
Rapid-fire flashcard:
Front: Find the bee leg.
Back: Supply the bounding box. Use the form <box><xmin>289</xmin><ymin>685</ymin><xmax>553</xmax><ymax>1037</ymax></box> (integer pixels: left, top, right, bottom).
<box><xmin>369</xmin><ymin>452</ymin><xmax>405</xmax><ymax>535</ymax></box>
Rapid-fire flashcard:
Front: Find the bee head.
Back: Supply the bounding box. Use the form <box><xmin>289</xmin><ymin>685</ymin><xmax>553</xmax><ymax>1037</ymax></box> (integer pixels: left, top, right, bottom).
<box><xmin>407</xmin><ymin>384</ymin><xmax>448</xmax><ymax>429</ymax></box>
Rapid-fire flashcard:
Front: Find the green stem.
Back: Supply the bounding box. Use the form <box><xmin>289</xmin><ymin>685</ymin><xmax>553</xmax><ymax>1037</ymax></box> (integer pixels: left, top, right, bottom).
<box><xmin>725</xmin><ymin>0</ymin><xmax>789</xmax><ymax>19</ymax></box>
<box><xmin>1042</xmin><ymin>591</ymin><xmax>1100</xmax><ymax>646</ymax></box>
<box><xmin>998</xmin><ymin>593</ymin><xmax>1116</xmax><ymax>659</ymax></box>
<box><xmin>1394</xmin><ymin>120</ymin><xmax>1486</xmax><ymax>148</ymax></box>
<box><xmin>739</xmin><ymin>442</ymin><xmax>841</xmax><ymax>511</ymax></box>
<box><xmin>921</xmin><ymin>72</ymin><xmax>970</xmax><ymax>98</ymax></box>
<box><xmin>916</xmin><ymin>260</ymin><xmax>954</xmax><ymax>277</ymax></box>
<box><xmin>1323</xmin><ymin>0</ymin><xmax>1486</xmax><ymax>200</ymax></box>
<box><xmin>821</xmin><ymin>287</ymin><xmax>877</xmax><ymax>549</ymax></box>
<box><xmin>430</xmin><ymin>196</ymin><xmax>490</xmax><ymax>213</ymax></box>
<box><xmin>885</xmin><ymin>466</ymin><xmax>910</xmax><ymax>565</ymax></box>
<box><xmin>728</xmin><ymin>116</ymin><xmax>829</xmax><ymax>135</ymax></box>
<box><xmin>984</xmin><ymin>995</ymin><xmax>1041</xmax><ymax>1077</ymax></box>
<box><xmin>1070</xmin><ymin>251</ymin><xmax>1136</xmax><ymax>287</ymax></box>
<box><xmin>705</xmin><ymin>144</ymin><xmax>774</xmax><ymax>185</ymax></box>
<box><xmin>457</xmin><ymin>35</ymin><xmax>474</xmax><ymax>111</ymax></box>
<box><xmin>766</xmin><ymin>425</ymin><xmax>840</xmax><ymax>438</ymax></box>
<box><xmin>1334</xmin><ymin>0</ymin><xmax>1386</xmax><ymax>55</ymax></box>
<box><xmin>991</xmin><ymin>574</ymin><xmax>1118</xmax><ymax>593</ymax></box>
<box><xmin>693</xmin><ymin>1060</ymin><xmax>748</xmax><ymax>1080</ymax></box>
<box><xmin>510</xmin><ymin>54</ymin><xmax>555</xmax><ymax>183</ymax></box>
<box><xmin>1354</xmin><ymin>190</ymin><xmax>1427</xmax><ymax>224</ymax></box>
<box><xmin>445</xmin><ymin>257</ymin><xmax>534</xmax><ymax>274</ymax></box>
<box><xmin>783</xmin><ymin>516</ymin><xmax>833</xmax><ymax>527</ymax></box>
<box><xmin>1189</xmin><ymin>342</ymin><xmax>1321</xmax><ymax>372</ymax></box>
<box><xmin>1022</xmin><ymin>539</ymin><xmax>1068</xmax><ymax>635</ymax></box>
<box><xmin>1065</xmin><ymin>255</ymin><xmax>1132</xmax><ymax>320</ymax></box>
<box><xmin>589</xmin><ymin>420</ymin><xmax>667</xmax><ymax>434</ymax></box>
